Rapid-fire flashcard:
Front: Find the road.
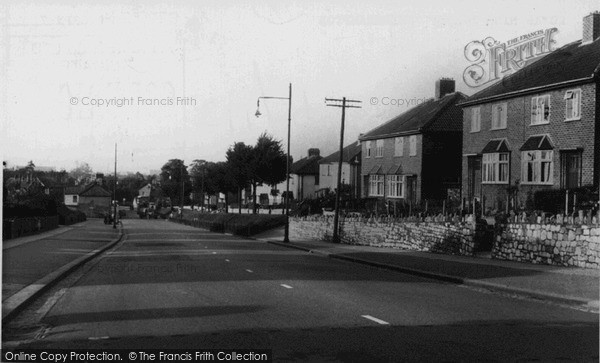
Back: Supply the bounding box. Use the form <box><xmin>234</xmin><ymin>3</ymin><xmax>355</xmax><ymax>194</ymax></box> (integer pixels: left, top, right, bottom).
<box><xmin>3</xmin><ymin>219</ymin><xmax>599</xmax><ymax>361</ymax></box>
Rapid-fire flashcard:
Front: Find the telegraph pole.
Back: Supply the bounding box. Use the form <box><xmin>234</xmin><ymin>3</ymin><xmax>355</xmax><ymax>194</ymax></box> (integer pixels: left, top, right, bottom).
<box><xmin>113</xmin><ymin>143</ymin><xmax>117</xmax><ymax>229</ymax></box>
<box><xmin>325</xmin><ymin>97</ymin><xmax>361</xmax><ymax>243</ymax></box>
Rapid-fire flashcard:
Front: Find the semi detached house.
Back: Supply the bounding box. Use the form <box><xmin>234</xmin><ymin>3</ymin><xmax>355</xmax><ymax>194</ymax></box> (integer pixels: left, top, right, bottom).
<box><xmin>360</xmin><ymin>79</ymin><xmax>466</xmax><ymax>208</ymax></box>
<box><xmin>461</xmin><ymin>12</ymin><xmax>600</xmax><ymax>213</ymax></box>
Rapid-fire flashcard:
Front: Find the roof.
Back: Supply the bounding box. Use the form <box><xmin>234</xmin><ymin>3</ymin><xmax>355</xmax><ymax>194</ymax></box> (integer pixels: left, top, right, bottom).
<box><xmin>80</xmin><ymin>184</ymin><xmax>111</xmax><ymax>197</ymax></box>
<box><xmin>520</xmin><ymin>135</ymin><xmax>554</xmax><ymax>151</ymax></box>
<box><xmin>291</xmin><ymin>155</ymin><xmax>322</xmax><ymax>175</ymax></box>
<box><xmin>360</xmin><ymin>92</ymin><xmax>466</xmax><ymax>141</ymax></box>
<box><xmin>64</xmin><ymin>186</ymin><xmax>83</xmax><ymax>195</ymax></box>
<box><xmin>482</xmin><ymin>139</ymin><xmax>510</xmax><ymax>153</ymax></box>
<box><xmin>319</xmin><ymin>141</ymin><xmax>362</xmax><ymax>164</ymax></box>
<box><xmin>462</xmin><ymin>38</ymin><xmax>600</xmax><ymax>106</ymax></box>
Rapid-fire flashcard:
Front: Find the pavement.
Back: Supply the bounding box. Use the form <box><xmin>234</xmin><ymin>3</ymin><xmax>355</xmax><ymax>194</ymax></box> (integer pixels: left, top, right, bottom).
<box><xmin>2</xmin><ymin>219</ymin><xmax>122</xmax><ymax>322</ymax></box>
<box><xmin>253</xmin><ymin>227</ymin><xmax>600</xmax><ymax>311</ymax></box>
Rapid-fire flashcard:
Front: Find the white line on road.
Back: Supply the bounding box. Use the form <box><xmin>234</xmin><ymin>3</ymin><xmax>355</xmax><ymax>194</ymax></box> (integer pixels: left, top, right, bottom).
<box><xmin>212</xmin><ymin>252</ymin><xmax>217</xmax><ymax>254</ymax></box>
<box><xmin>246</xmin><ymin>269</ymin><xmax>253</xmax><ymax>273</ymax></box>
<box><xmin>280</xmin><ymin>284</ymin><xmax>293</xmax><ymax>289</ymax></box>
<box><xmin>225</xmin><ymin>259</ymin><xmax>230</xmax><ymax>262</ymax></box>
<box><xmin>361</xmin><ymin>315</ymin><xmax>390</xmax><ymax>325</ymax></box>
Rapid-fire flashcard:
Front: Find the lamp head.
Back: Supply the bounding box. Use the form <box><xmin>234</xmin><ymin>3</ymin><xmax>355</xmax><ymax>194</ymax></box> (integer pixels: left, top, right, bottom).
<box><xmin>255</xmin><ymin>99</ymin><xmax>261</xmax><ymax>117</ymax></box>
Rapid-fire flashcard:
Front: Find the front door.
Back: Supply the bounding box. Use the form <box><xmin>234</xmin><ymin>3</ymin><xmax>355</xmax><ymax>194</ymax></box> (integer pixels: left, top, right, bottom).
<box><xmin>467</xmin><ymin>155</ymin><xmax>482</xmax><ymax>200</ymax></box>
<box><xmin>405</xmin><ymin>176</ymin><xmax>417</xmax><ymax>206</ymax></box>
<box><xmin>561</xmin><ymin>151</ymin><xmax>582</xmax><ymax>189</ymax></box>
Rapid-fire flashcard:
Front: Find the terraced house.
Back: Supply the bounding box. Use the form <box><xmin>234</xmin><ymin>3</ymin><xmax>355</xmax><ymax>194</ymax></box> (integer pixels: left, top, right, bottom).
<box><xmin>461</xmin><ymin>13</ymin><xmax>600</xmax><ymax>214</ymax></box>
<box><xmin>359</xmin><ymin>79</ymin><xmax>466</xmax><ymax>210</ymax></box>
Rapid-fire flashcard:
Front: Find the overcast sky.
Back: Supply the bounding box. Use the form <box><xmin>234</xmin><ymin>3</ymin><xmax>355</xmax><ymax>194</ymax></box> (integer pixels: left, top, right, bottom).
<box><xmin>1</xmin><ymin>0</ymin><xmax>598</xmax><ymax>174</ymax></box>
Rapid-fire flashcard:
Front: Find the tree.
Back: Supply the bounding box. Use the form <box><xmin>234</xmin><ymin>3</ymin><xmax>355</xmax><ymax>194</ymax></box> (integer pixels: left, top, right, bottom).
<box><xmin>69</xmin><ymin>162</ymin><xmax>94</xmax><ymax>185</ymax></box>
<box><xmin>160</xmin><ymin>159</ymin><xmax>191</xmax><ymax>206</ymax></box>
<box><xmin>226</xmin><ymin>142</ymin><xmax>254</xmax><ymax>214</ymax></box>
<box><xmin>253</xmin><ymin>132</ymin><xmax>290</xmax><ymax>210</ymax></box>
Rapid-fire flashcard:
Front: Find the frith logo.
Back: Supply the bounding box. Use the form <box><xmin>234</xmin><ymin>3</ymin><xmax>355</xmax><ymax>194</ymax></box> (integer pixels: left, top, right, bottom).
<box><xmin>463</xmin><ymin>28</ymin><xmax>558</xmax><ymax>88</ymax></box>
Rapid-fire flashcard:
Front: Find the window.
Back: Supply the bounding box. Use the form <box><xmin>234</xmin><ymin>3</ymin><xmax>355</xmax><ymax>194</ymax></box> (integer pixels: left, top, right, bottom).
<box><xmin>482</xmin><ymin>153</ymin><xmax>509</xmax><ymax>184</ymax></box>
<box><xmin>72</xmin><ymin>195</ymin><xmax>78</xmax><ymax>203</ymax></box>
<box><xmin>369</xmin><ymin>175</ymin><xmax>384</xmax><ymax>196</ymax></box>
<box><xmin>327</xmin><ymin>165</ymin><xmax>331</xmax><ymax>176</ymax></box>
<box><xmin>471</xmin><ymin>107</ymin><xmax>481</xmax><ymax>132</ymax></box>
<box><xmin>531</xmin><ymin>95</ymin><xmax>551</xmax><ymax>125</ymax></box>
<box><xmin>375</xmin><ymin>139</ymin><xmax>384</xmax><ymax>157</ymax></box>
<box><xmin>394</xmin><ymin>137</ymin><xmax>404</xmax><ymax>156</ymax></box>
<box><xmin>409</xmin><ymin>135</ymin><xmax>417</xmax><ymax>156</ymax></box>
<box><xmin>366</xmin><ymin>141</ymin><xmax>372</xmax><ymax>158</ymax></box>
<box><xmin>564</xmin><ymin>89</ymin><xmax>581</xmax><ymax>121</ymax></box>
<box><xmin>521</xmin><ymin>150</ymin><xmax>553</xmax><ymax>184</ymax></box>
<box><xmin>386</xmin><ymin>175</ymin><xmax>404</xmax><ymax>198</ymax></box>
<box><xmin>491</xmin><ymin>103</ymin><xmax>507</xmax><ymax>130</ymax></box>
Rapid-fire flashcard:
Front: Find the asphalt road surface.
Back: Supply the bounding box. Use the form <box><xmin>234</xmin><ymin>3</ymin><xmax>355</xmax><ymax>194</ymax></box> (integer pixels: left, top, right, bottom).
<box><xmin>3</xmin><ymin>219</ymin><xmax>599</xmax><ymax>362</ymax></box>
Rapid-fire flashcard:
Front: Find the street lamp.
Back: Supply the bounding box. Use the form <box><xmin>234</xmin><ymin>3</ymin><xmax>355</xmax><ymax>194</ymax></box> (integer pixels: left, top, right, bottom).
<box><xmin>256</xmin><ymin>83</ymin><xmax>292</xmax><ymax>243</ymax></box>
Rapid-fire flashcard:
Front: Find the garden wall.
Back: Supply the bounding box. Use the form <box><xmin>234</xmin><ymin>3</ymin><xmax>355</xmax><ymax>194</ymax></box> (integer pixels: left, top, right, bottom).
<box><xmin>290</xmin><ymin>215</ymin><xmax>477</xmax><ymax>256</ymax></box>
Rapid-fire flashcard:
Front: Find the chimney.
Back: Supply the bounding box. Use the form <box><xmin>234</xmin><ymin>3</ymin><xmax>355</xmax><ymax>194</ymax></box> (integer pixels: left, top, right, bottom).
<box><xmin>583</xmin><ymin>12</ymin><xmax>600</xmax><ymax>45</ymax></box>
<box><xmin>357</xmin><ymin>134</ymin><xmax>364</xmax><ymax>146</ymax></box>
<box><xmin>96</xmin><ymin>173</ymin><xmax>104</xmax><ymax>185</ymax></box>
<box><xmin>435</xmin><ymin>78</ymin><xmax>455</xmax><ymax>99</ymax></box>
<box><xmin>308</xmin><ymin>148</ymin><xmax>320</xmax><ymax>157</ymax></box>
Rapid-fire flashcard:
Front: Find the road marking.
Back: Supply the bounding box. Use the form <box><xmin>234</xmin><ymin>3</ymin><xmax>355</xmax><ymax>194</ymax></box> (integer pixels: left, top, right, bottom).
<box><xmin>212</xmin><ymin>252</ymin><xmax>217</xmax><ymax>254</ymax></box>
<box><xmin>361</xmin><ymin>315</ymin><xmax>389</xmax><ymax>325</ymax></box>
<box><xmin>245</xmin><ymin>269</ymin><xmax>253</xmax><ymax>273</ymax></box>
<box><xmin>225</xmin><ymin>259</ymin><xmax>230</xmax><ymax>262</ymax></box>
<box><xmin>88</xmin><ymin>336</ymin><xmax>110</xmax><ymax>340</ymax></box>
<box><xmin>280</xmin><ymin>284</ymin><xmax>293</xmax><ymax>289</ymax></box>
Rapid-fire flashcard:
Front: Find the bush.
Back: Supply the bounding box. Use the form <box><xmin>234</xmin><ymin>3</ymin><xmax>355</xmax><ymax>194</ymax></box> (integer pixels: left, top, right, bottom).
<box><xmin>173</xmin><ymin>212</ymin><xmax>286</xmax><ymax>236</ymax></box>
<box><xmin>57</xmin><ymin>204</ymin><xmax>86</xmax><ymax>225</ymax></box>
<box><xmin>534</xmin><ymin>186</ymin><xmax>598</xmax><ymax>214</ymax></box>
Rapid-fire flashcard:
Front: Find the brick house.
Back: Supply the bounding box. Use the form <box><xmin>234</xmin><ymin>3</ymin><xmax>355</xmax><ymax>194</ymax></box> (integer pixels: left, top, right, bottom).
<box><xmin>359</xmin><ymin>79</ymin><xmax>466</xmax><ymax>209</ymax></box>
<box><xmin>460</xmin><ymin>13</ymin><xmax>600</xmax><ymax>214</ymax></box>
<box><xmin>318</xmin><ymin>141</ymin><xmax>362</xmax><ymax>198</ymax></box>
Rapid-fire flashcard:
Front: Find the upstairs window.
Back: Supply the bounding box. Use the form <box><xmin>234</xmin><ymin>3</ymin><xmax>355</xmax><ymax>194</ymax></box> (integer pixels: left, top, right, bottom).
<box><xmin>564</xmin><ymin>89</ymin><xmax>581</xmax><ymax>121</ymax></box>
<box><xmin>409</xmin><ymin>135</ymin><xmax>417</xmax><ymax>156</ymax></box>
<box><xmin>491</xmin><ymin>103</ymin><xmax>507</xmax><ymax>130</ymax></box>
<box><xmin>470</xmin><ymin>107</ymin><xmax>481</xmax><ymax>132</ymax></box>
<box><xmin>365</xmin><ymin>141</ymin><xmax>372</xmax><ymax>158</ymax></box>
<box><xmin>531</xmin><ymin>95</ymin><xmax>551</xmax><ymax>125</ymax></box>
<box><xmin>394</xmin><ymin>137</ymin><xmax>404</xmax><ymax>156</ymax></box>
<box><xmin>375</xmin><ymin>139</ymin><xmax>384</xmax><ymax>158</ymax></box>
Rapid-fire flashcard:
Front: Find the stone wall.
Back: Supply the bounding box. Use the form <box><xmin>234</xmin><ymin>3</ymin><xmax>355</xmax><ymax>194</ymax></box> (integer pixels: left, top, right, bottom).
<box><xmin>494</xmin><ymin>223</ymin><xmax>600</xmax><ymax>268</ymax></box>
<box><xmin>290</xmin><ymin>215</ymin><xmax>476</xmax><ymax>256</ymax></box>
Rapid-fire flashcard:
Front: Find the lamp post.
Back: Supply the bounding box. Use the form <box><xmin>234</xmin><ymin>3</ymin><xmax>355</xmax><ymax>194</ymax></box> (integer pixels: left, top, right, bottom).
<box><xmin>255</xmin><ymin>83</ymin><xmax>292</xmax><ymax>243</ymax></box>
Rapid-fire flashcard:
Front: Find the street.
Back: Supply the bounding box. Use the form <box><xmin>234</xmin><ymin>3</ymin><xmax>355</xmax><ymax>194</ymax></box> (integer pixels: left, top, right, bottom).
<box><xmin>3</xmin><ymin>219</ymin><xmax>599</xmax><ymax>362</ymax></box>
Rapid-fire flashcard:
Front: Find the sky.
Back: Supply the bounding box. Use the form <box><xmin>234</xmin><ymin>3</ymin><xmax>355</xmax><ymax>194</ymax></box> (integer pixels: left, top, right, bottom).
<box><xmin>1</xmin><ymin>0</ymin><xmax>598</xmax><ymax>175</ymax></box>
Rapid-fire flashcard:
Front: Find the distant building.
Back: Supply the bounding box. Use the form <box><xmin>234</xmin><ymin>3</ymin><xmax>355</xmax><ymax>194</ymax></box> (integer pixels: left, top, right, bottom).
<box><xmin>318</xmin><ymin>141</ymin><xmax>362</xmax><ymax>198</ymax></box>
<box><xmin>64</xmin><ymin>182</ymin><xmax>112</xmax><ymax>217</ymax></box>
<box><xmin>460</xmin><ymin>12</ymin><xmax>600</xmax><ymax>213</ymax></box>
<box><xmin>291</xmin><ymin>148</ymin><xmax>322</xmax><ymax>200</ymax></box>
<box><xmin>360</xmin><ymin>78</ymin><xmax>466</xmax><ymax>207</ymax></box>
